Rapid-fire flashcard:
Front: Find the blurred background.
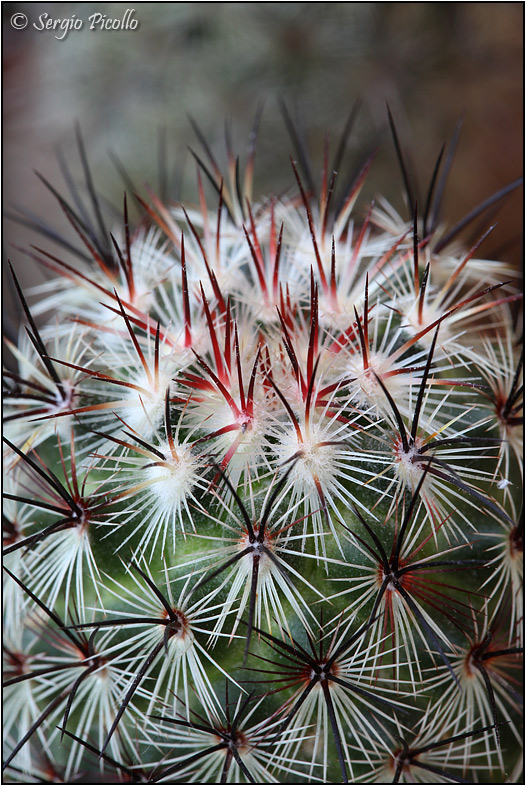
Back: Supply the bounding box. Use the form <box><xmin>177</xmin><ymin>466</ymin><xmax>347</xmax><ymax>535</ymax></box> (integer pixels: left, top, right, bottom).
<box><xmin>3</xmin><ymin>2</ymin><xmax>523</xmax><ymax>330</ymax></box>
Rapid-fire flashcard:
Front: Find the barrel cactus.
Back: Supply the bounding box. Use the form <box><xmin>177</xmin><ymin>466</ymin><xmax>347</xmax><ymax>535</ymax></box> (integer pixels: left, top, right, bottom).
<box><xmin>3</xmin><ymin>110</ymin><xmax>523</xmax><ymax>784</ymax></box>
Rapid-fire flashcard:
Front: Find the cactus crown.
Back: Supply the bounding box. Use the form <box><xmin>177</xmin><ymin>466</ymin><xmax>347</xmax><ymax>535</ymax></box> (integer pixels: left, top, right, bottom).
<box><xmin>3</xmin><ymin>110</ymin><xmax>523</xmax><ymax>784</ymax></box>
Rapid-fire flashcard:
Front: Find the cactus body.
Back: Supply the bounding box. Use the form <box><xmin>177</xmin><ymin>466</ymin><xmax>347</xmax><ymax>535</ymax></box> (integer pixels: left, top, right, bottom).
<box><xmin>3</xmin><ymin>116</ymin><xmax>523</xmax><ymax>784</ymax></box>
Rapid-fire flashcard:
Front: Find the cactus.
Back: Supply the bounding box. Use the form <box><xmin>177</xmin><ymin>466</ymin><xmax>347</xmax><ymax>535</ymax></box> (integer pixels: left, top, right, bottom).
<box><xmin>3</xmin><ymin>111</ymin><xmax>523</xmax><ymax>784</ymax></box>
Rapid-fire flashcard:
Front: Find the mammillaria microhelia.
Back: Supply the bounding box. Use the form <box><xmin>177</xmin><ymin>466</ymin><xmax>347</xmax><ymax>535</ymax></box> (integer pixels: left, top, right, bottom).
<box><xmin>4</xmin><ymin>110</ymin><xmax>523</xmax><ymax>784</ymax></box>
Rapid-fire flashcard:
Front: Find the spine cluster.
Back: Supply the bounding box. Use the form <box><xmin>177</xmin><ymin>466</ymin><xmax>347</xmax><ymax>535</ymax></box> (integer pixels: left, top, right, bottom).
<box><xmin>3</xmin><ymin>114</ymin><xmax>523</xmax><ymax>784</ymax></box>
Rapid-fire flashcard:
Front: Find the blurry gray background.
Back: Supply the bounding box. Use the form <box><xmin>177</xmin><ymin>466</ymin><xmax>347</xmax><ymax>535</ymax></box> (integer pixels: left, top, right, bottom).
<box><xmin>3</xmin><ymin>2</ymin><xmax>523</xmax><ymax>326</ymax></box>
